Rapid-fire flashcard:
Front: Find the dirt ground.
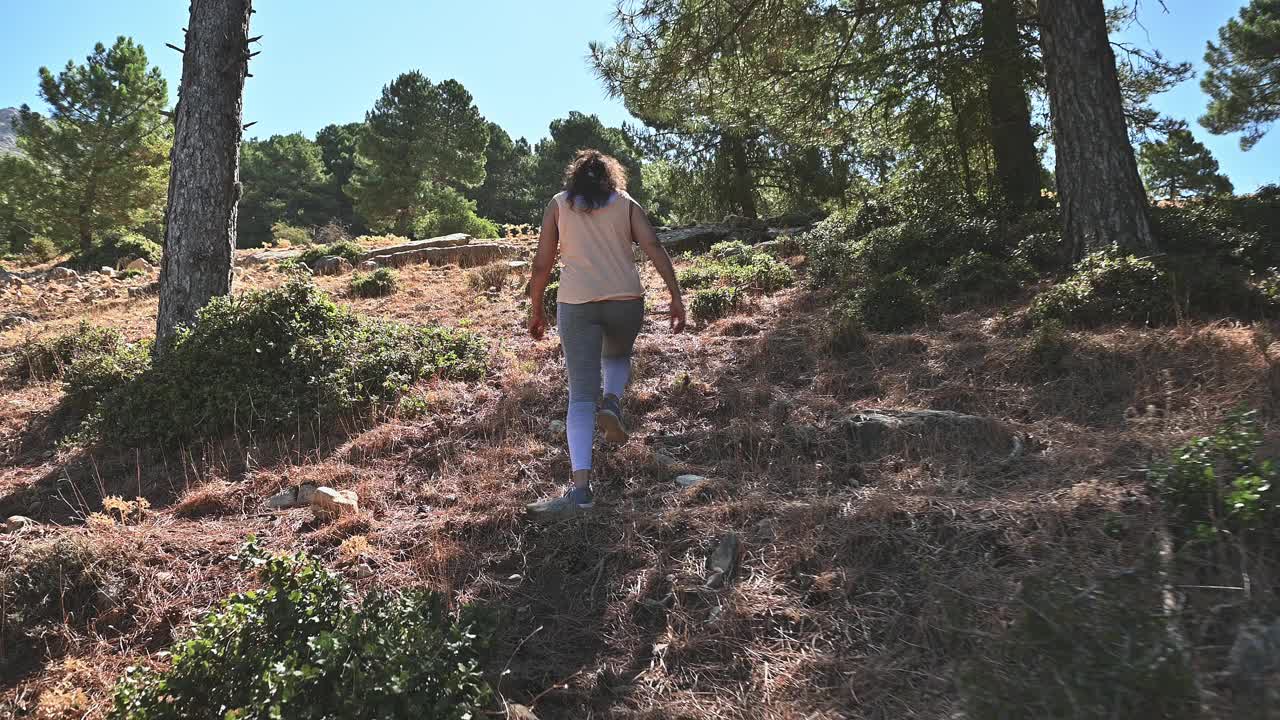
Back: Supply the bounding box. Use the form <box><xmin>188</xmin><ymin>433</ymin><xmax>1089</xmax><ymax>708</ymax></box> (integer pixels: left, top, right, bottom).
<box><xmin>1</xmin><ymin>243</ymin><xmax>1277</xmax><ymax>719</ymax></box>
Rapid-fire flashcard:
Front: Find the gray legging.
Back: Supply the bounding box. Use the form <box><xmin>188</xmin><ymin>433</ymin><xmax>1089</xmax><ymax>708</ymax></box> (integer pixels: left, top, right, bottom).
<box><xmin>557</xmin><ymin>299</ymin><xmax>645</xmax><ymax>404</ymax></box>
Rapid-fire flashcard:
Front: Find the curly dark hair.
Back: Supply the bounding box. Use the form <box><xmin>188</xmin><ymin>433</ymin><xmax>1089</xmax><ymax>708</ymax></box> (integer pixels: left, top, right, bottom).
<box><xmin>563</xmin><ymin>149</ymin><xmax>628</xmax><ymax>211</ymax></box>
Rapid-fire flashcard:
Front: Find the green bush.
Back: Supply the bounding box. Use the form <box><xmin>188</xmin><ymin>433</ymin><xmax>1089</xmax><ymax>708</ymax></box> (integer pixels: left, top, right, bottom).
<box><xmin>20</xmin><ymin>235</ymin><xmax>59</xmax><ymax>264</ymax></box>
<box><xmin>676</xmin><ymin>251</ymin><xmax>794</xmax><ymax>294</ymax></box>
<box><xmin>13</xmin><ymin>322</ymin><xmax>127</xmax><ymax>381</ymax></box>
<box><xmin>411</xmin><ymin>185</ymin><xmax>500</xmax><ymax>240</ymax></box>
<box><xmin>109</xmin><ymin>538</ymin><xmax>493</xmax><ymax>720</ymax></box>
<box><xmin>1149</xmin><ymin>409</ymin><xmax>1278</xmax><ymax>543</ymax></box>
<box><xmin>937</xmin><ymin>251</ymin><xmax>1034</xmax><ymax>307</ymax></box>
<box><xmin>847</xmin><ymin>272</ymin><xmax>934</xmax><ymax>332</ymax></box>
<box><xmin>88</xmin><ymin>278</ymin><xmax>487</xmax><ymax>446</ymax></box>
<box><xmin>1153</xmin><ymin>195</ymin><xmax>1279</xmax><ymax>272</ymax></box>
<box><xmin>690</xmin><ymin>286</ymin><xmax>742</xmax><ymax>324</ymax></box>
<box><xmin>76</xmin><ymin>231</ymin><xmax>162</xmax><ymax>269</ymax></box>
<box><xmin>827</xmin><ymin>301</ymin><xmax>868</xmax><ymax>353</ymax></box>
<box><xmin>1021</xmin><ymin>319</ymin><xmax>1072</xmax><ymax>373</ymax></box>
<box><xmin>350</xmin><ymin>267</ymin><xmax>399</xmax><ymax>298</ymax></box>
<box><xmin>708</xmin><ymin>239</ymin><xmax>754</xmax><ymax>262</ymax></box>
<box><xmin>298</xmin><ymin>240</ymin><xmax>366</xmax><ymax>267</ymax></box>
<box><xmin>271</xmin><ymin>222</ymin><xmax>312</xmax><ymax>248</ymax></box>
<box><xmin>1029</xmin><ymin>247</ymin><xmax>1170</xmax><ymax>327</ymax></box>
<box><xmin>542</xmin><ymin>281</ymin><xmax>559</xmax><ymax>324</ymax></box>
<box><xmin>63</xmin><ymin>339</ymin><xmax>151</xmax><ymax>409</ymax></box>
<box><xmin>1013</xmin><ymin>231</ymin><xmax>1071</xmax><ymax>276</ymax></box>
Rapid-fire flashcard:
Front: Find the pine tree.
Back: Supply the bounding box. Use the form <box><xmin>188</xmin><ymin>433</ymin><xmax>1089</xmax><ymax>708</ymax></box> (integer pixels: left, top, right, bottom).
<box><xmin>14</xmin><ymin>37</ymin><xmax>170</xmax><ymax>255</ymax></box>
<box><xmin>1039</xmin><ymin>0</ymin><xmax>1155</xmax><ymax>257</ymax></box>
<box><xmin>238</xmin><ymin>133</ymin><xmax>334</xmax><ymax>246</ymax></box>
<box><xmin>1201</xmin><ymin>0</ymin><xmax>1280</xmax><ymax>150</ymax></box>
<box><xmin>532</xmin><ymin>112</ymin><xmax>645</xmax><ymax>204</ymax></box>
<box><xmin>1138</xmin><ymin>121</ymin><xmax>1234</xmax><ymax>200</ymax></box>
<box><xmin>156</xmin><ymin>0</ymin><xmax>254</xmax><ymax>348</ymax></box>
<box><xmin>347</xmin><ymin>73</ymin><xmax>488</xmax><ymax>236</ymax></box>
<box><xmin>469</xmin><ymin>122</ymin><xmax>539</xmax><ymax>225</ymax></box>
<box><xmin>315</xmin><ymin>122</ymin><xmax>363</xmax><ymax>229</ymax></box>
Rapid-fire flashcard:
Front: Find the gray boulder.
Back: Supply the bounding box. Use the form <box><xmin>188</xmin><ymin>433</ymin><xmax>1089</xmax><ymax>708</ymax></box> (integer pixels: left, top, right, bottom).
<box><xmin>47</xmin><ymin>267</ymin><xmax>78</xmax><ymax>282</ymax></box>
<box><xmin>834</xmin><ymin>409</ymin><xmax>1014</xmax><ymax>460</ymax></box>
<box><xmin>312</xmin><ymin>256</ymin><xmax>354</xmax><ymax>275</ymax></box>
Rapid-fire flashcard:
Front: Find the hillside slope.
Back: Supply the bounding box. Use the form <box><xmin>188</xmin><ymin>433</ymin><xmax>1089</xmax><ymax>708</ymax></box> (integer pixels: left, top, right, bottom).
<box><xmin>1</xmin><ymin>240</ymin><xmax>1277</xmax><ymax>718</ymax></box>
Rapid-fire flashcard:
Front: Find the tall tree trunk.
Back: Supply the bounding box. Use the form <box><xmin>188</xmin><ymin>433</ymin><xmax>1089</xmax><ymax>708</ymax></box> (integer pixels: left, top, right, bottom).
<box><xmin>156</xmin><ymin>0</ymin><xmax>253</xmax><ymax>349</ymax></box>
<box><xmin>1039</xmin><ymin>0</ymin><xmax>1154</xmax><ymax>259</ymax></box>
<box><xmin>723</xmin><ymin>133</ymin><xmax>758</xmax><ymax>220</ymax></box>
<box><xmin>982</xmin><ymin>0</ymin><xmax>1042</xmax><ymax>212</ymax></box>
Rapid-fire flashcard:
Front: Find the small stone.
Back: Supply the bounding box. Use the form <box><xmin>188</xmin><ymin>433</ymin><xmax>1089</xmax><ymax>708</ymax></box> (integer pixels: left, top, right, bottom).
<box><xmin>310</xmin><ymin>486</ymin><xmax>359</xmax><ymax>519</ymax></box>
<box><xmin>3</xmin><ymin>515</ymin><xmax>36</xmax><ymax>533</ymax></box>
<box><xmin>705</xmin><ymin>532</ymin><xmax>740</xmax><ymax>588</ymax></box>
<box><xmin>354</xmin><ymin>563</ymin><xmax>375</xmax><ymax>579</ymax></box>
<box><xmin>675</xmin><ymin>474</ymin><xmax>705</xmax><ymax>488</ymax></box>
<box><xmin>47</xmin><ymin>267</ymin><xmax>78</xmax><ymax>282</ymax></box>
<box><xmin>125</xmin><ymin>257</ymin><xmax>154</xmax><ymax>273</ymax></box>
<box><xmin>99</xmin><ymin>266</ymin><xmax>114</xmax><ymax>275</ymax></box>
<box><xmin>115</xmin><ymin>255</ymin><xmax>138</xmax><ymax>271</ymax></box>
<box><xmin>358</xmin><ymin>260</ymin><xmax>380</xmax><ymax>272</ymax></box>
<box><xmin>548</xmin><ymin>420</ymin><xmax>566</xmax><ymax>435</ymax></box>
<box><xmin>266</xmin><ymin>482</ymin><xmax>318</xmax><ymax>509</ymax></box>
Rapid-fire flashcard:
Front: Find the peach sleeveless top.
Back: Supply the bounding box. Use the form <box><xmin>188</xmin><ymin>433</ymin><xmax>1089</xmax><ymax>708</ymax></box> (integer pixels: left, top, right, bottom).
<box><xmin>554</xmin><ymin>190</ymin><xmax>645</xmax><ymax>304</ymax></box>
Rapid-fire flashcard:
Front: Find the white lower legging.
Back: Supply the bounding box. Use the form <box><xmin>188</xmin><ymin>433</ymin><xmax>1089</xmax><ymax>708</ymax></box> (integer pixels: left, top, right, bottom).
<box><xmin>557</xmin><ymin>299</ymin><xmax>645</xmax><ymax>473</ymax></box>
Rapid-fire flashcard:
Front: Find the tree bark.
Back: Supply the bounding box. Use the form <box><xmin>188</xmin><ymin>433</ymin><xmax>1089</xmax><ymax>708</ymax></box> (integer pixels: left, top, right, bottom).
<box><xmin>982</xmin><ymin>0</ymin><xmax>1042</xmax><ymax>212</ymax></box>
<box><xmin>723</xmin><ymin>133</ymin><xmax>758</xmax><ymax>220</ymax></box>
<box><xmin>156</xmin><ymin>0</ymin><xmax>253</xmax><ymax>349</ymax></box>
<box><xmin>1039</xmin><ymin>0</ymin><xmax>1155</xmax><ymax>259</ymax></box>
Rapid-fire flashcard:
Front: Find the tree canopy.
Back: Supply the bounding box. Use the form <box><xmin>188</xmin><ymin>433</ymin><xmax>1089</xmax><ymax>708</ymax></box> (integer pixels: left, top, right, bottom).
<box><xmin>238</xmin><ymin>133</ymin><xmax>334</xmax><ymax>247</ymax></box>
<box><xmin>1139</xmin><ymin>121</ymin><xmax>1234</xmax><ymax>200</ymax></box>
<box><xmin>1200</xmin><ymin>0</ymin><xmax>1280</xmax><ymax>150</ymax></box>
<box><xmin>12</xmin><ymin>36</ymin><xmax>170</xmax><ymax>254</ymax></box>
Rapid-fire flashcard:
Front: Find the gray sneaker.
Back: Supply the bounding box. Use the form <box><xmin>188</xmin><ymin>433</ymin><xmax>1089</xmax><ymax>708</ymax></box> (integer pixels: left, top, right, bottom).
<box><xmin>525</xmin><ymin>486</ymin><xmax>594</xmax><ymax>518</ymax></box>
<box><xmin>596</xmin><ymin>393</ymin><xmax>629</xmax><ymax>444</ymax></box>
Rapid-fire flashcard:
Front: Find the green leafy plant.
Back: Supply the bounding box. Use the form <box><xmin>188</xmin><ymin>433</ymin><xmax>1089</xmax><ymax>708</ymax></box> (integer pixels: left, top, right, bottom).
<box><xmin>937</xmin><ymin>251</ymin><xmax>1034</xmax><ymax>307</ymax></box>
<box><xmin>271</xmin><ymin>222</ymin><xmax>312</xmax><ymax>248</ymax></box>
<box><xmin>298</xmin><ymin>240</ymin><xmax>366</xmax><ymax>267</ymax></box>
<box><xmin>827</xmin><ymin>300</ymin><xmax>868</xmax><ymax>353</ymax></box>
<box><xmin>108</xmin><ymin>538</ymin><xmax>493</xmax><ymax>720</ymax></box>
<box><xmin>542</xmin><ymin>281</ymin><xmax>559</xmax><ymax>326</ymax></box>
<box><xmin>1149</xmin><ymin>409</ymin><xmax>1279</xmax><ymax>542</ymax></box>
<box><xmin>845</xmin><ymin>271</ymin><xmax>935</xmax><ymax>332</ymax></box>
<box><xmin>1029</xmin><ymin>246</ymin><xmax>1170</xmax><ymax>327</ymax></box>
<box><xmin>21</xmin><ymin>235</ymin><xmax>59</xmax><ymax>264</ymax></box>
<box><xmin>350</xmin><ymin>267</ymin><xmax>399</xmax><ymax>298</ymax></box>
<box><xmin>75</xmin><ymin>230</ymin><xmax>162</xmax><ymax>270</ymax></box>
<box><xmin>87</xmin><ymin>278</ymin><xmax>487</xmax><ymax>445</ymax></box>
<box><xmin>1021</xmin><ymin>319</ymin><xmax>1072</xmax><ymax>373</ymax></box>
<box><xmin>676</xmin><ymin>249</ymin><xmax>794</xmax><ymax>294</ymax></box>
<box><xmin>689</xmin><ymin>286</ymin><xmax>741</xmax><ymax>324</ymax></box>
<box><xmin>13</xmin><ymin>322</ymin><xmax>128</xmax><ymax>381</ymax></box>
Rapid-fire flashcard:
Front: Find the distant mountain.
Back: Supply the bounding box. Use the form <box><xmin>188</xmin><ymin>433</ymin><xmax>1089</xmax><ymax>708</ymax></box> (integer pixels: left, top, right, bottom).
<box><xmin>0</xmin><ymin>107</ymin><xmax>19</xmax><ymax>155</ymax></box>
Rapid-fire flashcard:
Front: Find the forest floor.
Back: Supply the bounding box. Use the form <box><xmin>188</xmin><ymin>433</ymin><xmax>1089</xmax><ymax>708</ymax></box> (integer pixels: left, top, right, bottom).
<box><xmin>1</xmin><ymin>239</ymin><xmax>1278</xmax><ymax>719</ymax></box>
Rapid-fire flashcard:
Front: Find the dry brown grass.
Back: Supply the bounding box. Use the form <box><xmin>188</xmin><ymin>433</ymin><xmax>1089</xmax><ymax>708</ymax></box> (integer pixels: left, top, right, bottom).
<box><xmin>0</xmin><ymin>245</ymin><xmax>1277</xmax><ymax>718</ymax></box>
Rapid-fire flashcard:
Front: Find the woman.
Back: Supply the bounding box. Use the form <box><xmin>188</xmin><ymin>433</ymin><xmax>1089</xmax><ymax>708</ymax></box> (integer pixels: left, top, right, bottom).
<box><xmin>525</xmin><ymin>149</ymin><xmax>685</xmax><ymax>515</ymax></box>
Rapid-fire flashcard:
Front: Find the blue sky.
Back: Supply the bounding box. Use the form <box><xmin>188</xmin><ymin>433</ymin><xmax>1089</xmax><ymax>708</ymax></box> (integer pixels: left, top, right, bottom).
<box><xmin>1</xmin><ymin>1</ymin><xmax>1274</xmax><ymax>190</ymax></box>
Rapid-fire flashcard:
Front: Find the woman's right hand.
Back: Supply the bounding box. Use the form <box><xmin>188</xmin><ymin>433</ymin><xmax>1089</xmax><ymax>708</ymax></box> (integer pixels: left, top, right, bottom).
<box><xmin>529</xmin><ymin>307</ymin><xmax>547</xmax><ymax>340</ymax></box>
<box><xmin>669</xmin><ymin>295</ymin><xmax>687</xmax><ymax>334</ymax></box>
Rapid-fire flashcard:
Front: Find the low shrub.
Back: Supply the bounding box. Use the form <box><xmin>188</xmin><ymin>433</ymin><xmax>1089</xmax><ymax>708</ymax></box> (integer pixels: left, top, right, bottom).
<box><xmin>312</xmin><ymin>220</ymin><xmax>352</xmax><ymax>246</ymax></box>
<box><xmin>690</xmin><ymin>286</ymin><xmax>742</xmax><ymax>324</ymax></box>
<box><xmin>350</xmin><ymin>267</ymin><xmax>399</xmax><ymax>298</ymax></box>
<box><xmin>1013</xmin><ymin>230</ymin><xmax>1071</xmax><ymax>276</ymax></box>
<box><xmin>827</xmin><ymin>301</ymin><xmax>868</xmax><ymax>353</ymax></box>
<box><xmin>1021</xmin><ymin>319</ymin><xmax>1072</xmax><ymax>373</ymax></box>
<box><xmin>677</xmin><ymin>249</ymin><xmax>794</xmax><ymax>294</ymax></box>
<box><xmin>21</xmin><ymin>235</ymin><xmax>59</xmax><ymax>264</ymax></box>
<box><xmin>87</xmin><ymin>278</ymin><xmax>487</xmax><ymax>446</ymax></box>
<box><xmin>937</xmin><ymin>251</ymin><xmax>1034</xmax><ymax>307</ymax></box>
<box><xmin>298</xmin><ymin>240</ymin><xmax>365</xmax><ymax>267</ymax></box>
<box><xmin>411</xmin><ymin>185</ymin><xmax>501</xmax><ymax>240</ymax></box>
<box><xmin>63</xmin><ymin>338</ymin><xmax>151</xmax><ymax>409</ymax></box>
<box><xmin>271</xmin><ymin>222</ymin><xmax>312</xmax><ymax>248</ymax></box>
<box><xmin>542</xmin><ymin>281</ymin><xmax>559</xmax><ymax>325</ymax></box>
<box><xmin>75</xmin><ymin>231</ymin><xmax>161</xmax><ymax>270</ymax></box>
<box><xmin>466</xmin><ymin>261</ymin><xmax>517</xmax><ymax>292</ymax></box>
<box><xmin>846</xmin><ymin>272</ymin><xmax>934</xmax><ymax>332</ymax></box>
<box><xmin>1</xmin><ymin>534</ymin><xmax>132</xmax><ymax>675</ymax></box>
<box><xmin>108</xmin><ymin>538</ymin><xmax>493</xmax><ymax>720</ymax></box>
<box><xmin>13</xmin><ymin>322</ymin><xmax>127</xmax><ymax>381</ymax></box>
<box><xmin>1028</xmin><ymin>247</ymin><xmax>1169</xmax><ymax>327</ymax></box>
<box><xmin>1149</xmin><ymin>409</ymin><xmax>1279</xmax><ymax>543</ymax></box>
<box><xmin>800</xmin><ymin>212</ymin><xmax>863</xmax><ymax>287</ymax></box>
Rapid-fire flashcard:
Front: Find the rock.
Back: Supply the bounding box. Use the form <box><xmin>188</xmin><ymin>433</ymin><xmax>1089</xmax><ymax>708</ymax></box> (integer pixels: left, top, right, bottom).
<box><xmin>657</xmin><ymin>224</ymin><xmax>732</xmax><ymax>253</ymax></box>
<box><xmin>266</xmin><ymin>482</ymin><xmax>319</xmax><ymax>510</ymax></box>
<box><xmin>548</xmin><ymin>419</ymin><xmax>566</xmax><ymax>435</ymax></box>
<box><xmin>705</xmin><ymin>532</ymin><xmax>740</xmax><ymax>589</ymax></box>
<box><xmin>357</xmin><ymin>233</ymin><xmax>471</xmax><ymax>263</ymax></box>
<box><xmin>357</xmin><ymin>260</ymin><xmax>380</xmax><ymax>272</ymax></box>
<box><xmin>115</xmin><ymin>255</ymin><xmax>139</xmax><ymax>271</ymax></box>
<box><xmin>47</xmin><ymin>267</ymin><xmax>78</xmax><ymax>282</ymax></box>
<box><xmin>312</xmin><ymin>256</ymin><xmax>354</xmax><ymax>276</ymax></box>
<box><xmin>354</xmin><ymin>563</ymin><xmax>375</xmax><ymax>579</ymax></box>
<box><xmin>833</xmin><ymin>408</ymin><xmax>1014</xmax><ymax>460</ymax></box>
<box><xmin>675</xmin><ymin>474</ymin><xmax>705</xmax><ymax>488</ymax></box>
<box><xmin>723</xmin><ymin>214</ymin><xmax>768</xmax><ymax>230</ymax></box>
<box><xmin>365</xmin><ymin>242</ymin><xmax>524</xmax><ymax>269</ymax></box>
<box><xmin>3</xmin><ymin>515</ymin><xmax>36</xmax><ymax>533</ymax></box>
<box><xmin>241</xmin><ymin>248</ymin><xmax>303</xmax><ymax>266</ymax></box>
<box><xmin>99</xmin><ymin>266</ymin><xmax>115</xmax><ymax>275</ymax></box>
<box><xmin>652</xmin><ymin>452</ymin><xmax>678</xmax><ymax>469</ymax></box>
<box><xmin>506</xmin><ymin>260</ymin><xmax>530</xmax><ymax>270</ymax></box>
<box><xmin>311</xmin><ymin>486</ymin><xmax>359</xmax><ymax>520</ymax></box>
<box><xmin>0</xmin><ymin>314</ymin><xmax>33</xmax><ymax>331</ymax></box>
<box><xmin>125</xmin><ymin>257</ymin><xmax>154</xmax><ymax>273</ymax></box>
<box><xmin>232</xmin><ymin>266</ymin><xmax>244</xmax><ymax>279</ymax></box>
<box><xmin>128</xmin><ymin>281</ymin><xmax>160</xmax><ymax>298</ymax></box>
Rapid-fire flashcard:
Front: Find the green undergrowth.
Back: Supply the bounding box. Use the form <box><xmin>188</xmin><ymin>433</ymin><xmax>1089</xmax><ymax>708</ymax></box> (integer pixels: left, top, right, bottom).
<box><xmin>109</xmin><ymin>538</ymin><xmax>493</xmax><ymax>720</ymax></box>
<box><xmin>690</xmin><ymin>286</ymin><xmax>742</xmax><ymax>324</ymax></box>
<box><xmin>350</xmin><ymin>267</ymin><xmax>399</xmax><ymax>298</ymax></box>
<box><xmin>32</xmin><ymin>278</ymin><xmax>487</xmax><ymax>446</ymax></box>
<box><xmin>678</xmin><ymin>240</ymin><xmax>795</xmax><ymax>294</ymax></box>
<box><xmin>297</xmin><ymin>240</ymin><xmax>366</xmax><ymax>267</ymax></box>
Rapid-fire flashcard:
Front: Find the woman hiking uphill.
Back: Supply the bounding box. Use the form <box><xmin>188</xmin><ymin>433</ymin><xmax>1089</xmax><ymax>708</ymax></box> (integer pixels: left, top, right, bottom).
<box><xmin>525</xmin><ymin>149</ymin><xmax>686</xmax><ymax>516</ymax></box>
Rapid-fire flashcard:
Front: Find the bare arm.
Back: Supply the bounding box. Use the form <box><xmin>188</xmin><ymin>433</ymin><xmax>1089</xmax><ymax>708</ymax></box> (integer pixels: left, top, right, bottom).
<box><xmin>527</xmin><ymin>199</ymin><xmax>559</xmax><ymax>339</ymax></box>
<box><xmin>631</xmin><ymin>199</ymin><xmax>686</xmax><ymax>333</ymax></box>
